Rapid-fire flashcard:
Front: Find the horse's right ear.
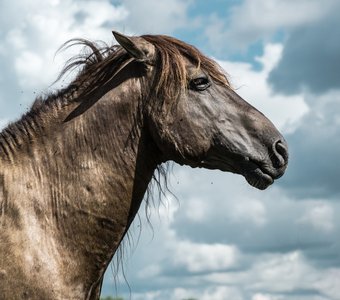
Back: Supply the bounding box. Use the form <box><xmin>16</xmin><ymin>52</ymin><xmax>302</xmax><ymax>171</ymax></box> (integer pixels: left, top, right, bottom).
<box><xmin>112</xmin><ymin>31</ymin><xmax>155</xmax><ymax>64</ymax></box>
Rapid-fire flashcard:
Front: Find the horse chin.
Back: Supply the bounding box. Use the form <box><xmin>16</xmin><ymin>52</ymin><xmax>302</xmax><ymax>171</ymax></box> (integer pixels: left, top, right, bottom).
<box><xmin>183</xmin><ymin>149</ymin><xmax>279</xmax><ymax>190</ymax></box>
<box><xmin>205</xmin><ymin>162</ymin><xmax>274</xmax><ymax>190</ymax></box>
<box><xmin>196</xmin><ymin>154</ymin><xmax>275</xmax><ymax>190</ymax></box>
<box><xmin>243</xmin><ymin>168</ymin><xmax>274</xmax><ymax>190</ymax></box>
<box><xmin>237</xmin><ymin>158</ymin><xmax>276</xmax><ymax>190</ymax></box>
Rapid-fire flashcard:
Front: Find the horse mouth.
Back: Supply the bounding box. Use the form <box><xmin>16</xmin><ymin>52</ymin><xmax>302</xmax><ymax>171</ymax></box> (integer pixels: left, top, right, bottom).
<box><xmin>239</xmin><ymin>156</ymin><xmax>289</xmax><ymax>190</ymax></box>
<box><xmin>243</xmin><ymin>164</ymin><xmax>274</xmax><ymax>190</ymax></box>
<box><xmin>199</xmin><ymin>155</ymin><xmax>278</xmax><ymax>190</ymax></box>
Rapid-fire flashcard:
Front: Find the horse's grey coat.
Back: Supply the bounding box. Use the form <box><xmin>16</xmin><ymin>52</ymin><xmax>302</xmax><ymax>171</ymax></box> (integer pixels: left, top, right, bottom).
<box><xmin>0</xmin><ymin>31</ymin><xmax>288</xmax><ymax>299</ymax></box>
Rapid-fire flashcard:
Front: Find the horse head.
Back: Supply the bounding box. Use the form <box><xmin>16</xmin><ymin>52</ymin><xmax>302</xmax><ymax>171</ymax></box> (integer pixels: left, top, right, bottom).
<box><xmin>113</xmin><ymin>31</ymin><xmax>288</xmax><ymax>190</ymax></box>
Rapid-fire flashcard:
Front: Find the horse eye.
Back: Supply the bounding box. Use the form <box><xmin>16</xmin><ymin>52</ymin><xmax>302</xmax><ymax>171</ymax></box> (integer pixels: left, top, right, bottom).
<box><xmin>189</xmin><ymin>76</ymin><xmax>211</xmax><ymax>91</ymax></box>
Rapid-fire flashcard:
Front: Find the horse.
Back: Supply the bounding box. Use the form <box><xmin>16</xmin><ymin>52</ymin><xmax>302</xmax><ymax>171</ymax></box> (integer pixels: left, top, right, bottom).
<box><xmin>0</xmin><ymin>31</ymin><xmax>288</xmax><ymax>299</ymax></box>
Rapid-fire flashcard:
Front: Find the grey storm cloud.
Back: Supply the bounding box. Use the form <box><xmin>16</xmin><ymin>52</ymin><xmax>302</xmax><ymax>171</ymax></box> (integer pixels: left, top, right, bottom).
<box><xmin>103</xmin><ymin>167</ymin><xmax>340</xmax><ymax>298</ymax></box>
<box><xmin>269</xmin><ymin>11</ymin><xmax>340</xmax><ymax>95</ymax></box>
<box><xmin>266</xmin><ymin>3</ymin><xmax>340</xmax><ymax>202</ymax></box>
<box><xmin>171</xmin><ymin>174</ymin><xmax>340</xmax><ymax>260</ymax></box>
<box><xmin>278</xmin><ymin>93</ymin><xmax>340</xmax><ymax>199</ymax></box>
<box><xmin>156</xmin><ymin>168</ymin><xmax>340</xmax><ymax>266</ymax></box>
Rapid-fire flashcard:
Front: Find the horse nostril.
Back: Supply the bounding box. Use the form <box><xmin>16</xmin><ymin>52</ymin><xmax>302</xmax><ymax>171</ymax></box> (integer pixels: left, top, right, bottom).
<box><xmin>272</xmin><ymin>140</ymin><xmax>288</xmax><ymax>168</ymax></box>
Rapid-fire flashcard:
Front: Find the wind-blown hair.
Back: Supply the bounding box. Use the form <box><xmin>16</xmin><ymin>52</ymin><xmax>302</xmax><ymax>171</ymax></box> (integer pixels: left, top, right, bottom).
<box><xmin>52</xmin><ymin>35</ymin><xmax>230</xmax><ymax>116</ymax></box>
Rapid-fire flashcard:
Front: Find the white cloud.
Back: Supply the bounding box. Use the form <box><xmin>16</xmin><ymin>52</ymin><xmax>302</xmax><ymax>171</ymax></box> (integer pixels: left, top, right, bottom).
<box><xmin>173</xmin><ymin>241</ymin><xmax>239</xmax><ymax>273</ymax></box>
<box><xmin>104</xmin><ymin>162</ymin><xmax>340</xmax><ymax>299</ymax></box>
<box><xmin>205</xmin><ymin>0</ymin><xmax>339</xmax><ymax>50</ymax></box>
<box><xmin>184</xmin><ymin>197</ymin><xmax>210</xmax><ymax>223</ymax></box>
<box><xmin>252</xmin><ymin>294</ymin><xmax>282</xmax><ymax>300</ymax></box>
<box><xmin>15</xmin><ymin>51</ymin><xmax>44</xmax><ymax>89</ymax></box>
<box><xmin>104</xmin><ymin>165</ymin><xmax>340</xmax><ymax>299</ymax></box>
<box><xmin>250</xmin><ymin>251</ymin><xmax>309</xmax><ymax>291</ymax></box>
<box><xmin>124</xmin><ymin>247</ymin><xmax>340</xmax><ymax>299</ymax></box>
<box><xmin>204</xmin><ymin>251</ymin><xmax>340</xmax><ymax>299</ymax></box>
<box><xmin>250</xmin><ymin>252</ymin><xmax>340</xmax><ymax>299</ymax></box>
<box><xmin>0</xmin><ymin>0</ymin><xmax>130</xmax><ymax>120</ymax></box>
<box><xmin>298</xmin><ymin>202</ymin><xmax>334</xmax><ymax>233</ymax></box>
<box><xmin>120</xmin><ymin>0</ymin><xmax>193</xmax><ymax>34</ymax></box>
<box><xmin>229</xmin><ymin>198</ymin><xmax>267</xmax><ymax>227</ymax></box>
<box><xmin>136</xmin><ymin>264</ymin><xmax>161</xmax><ymax>279</ymax></box>
<box><xmin>255</xmin><ymin>43</ymin><xmax>282</xmax><ymax>73</ymax></box>
<box><xmin>75</xmin><ymin>1</ymin><xmax>129</xmax><ymax>28</ymax></box>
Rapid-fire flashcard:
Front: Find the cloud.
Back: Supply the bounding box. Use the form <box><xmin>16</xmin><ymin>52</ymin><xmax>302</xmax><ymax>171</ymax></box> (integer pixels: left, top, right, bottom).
<box><xmin>279</xmin><ymin>90</ymin><xmax>340</xmax><ymax>199</ymax></box>
<box><xmin>298</xmin><ymin>202</ymin><xmax>334</xmax><ymax>233</ymax></box>
<box><xmin>0</xmin><ymin>0</ymin><xmax>129</xmax><ymax>123</ymax></box>
<box><xmin>269</xmin><ymin>8</ymin><xmax>340</xmax><ymax>95</ymax></box>
<box><xmin>248</xmin><ymin>251</ymin><xmax>340</xmax><ymax>299</ymax></box>
<box><xmin>204</xmin><ymin>0</ymin><xmax>338</xmax><ymax>51</ymax></box>
<box><xmin>229</xmin><ymin>198</ymin><xmax>267</xmax><ymax>227</ymax></box>
<box><xmin>182</xmin><ymin>196</ymin><xmax>211</xmax><ymax>223</ymax></box>
<box><xmin>119</xmin><ymin>0</ymin><xmax>193</xmax><ymax>34</ymax></box>
<box><xmin>205</xmin><ymin>250</ymin><xmax>340</xmax><ymax>299</ymax></box>
<box><xmin>246</xmin><ymin>3</ymin><xmax>340</xmax><ymax>203</ymax></box>
<box><xmin>252</xmin><ymin>294</ymin><xmax>281</xmax><ymax>300</ymax></box>
<box><xmin>103</xmin><ymin>163</ymin><xmax>340</xmax><ymax>299</ymax></box>
<box><xmin>173</xmin><ymin>241</ymin><xmax>239</xmax><ymax>273</ymax></box>
<box><xmin>218</xmin><ymin>43</ymin><xmax>308</xmax><ymax>132</ymax></box>
<box><xmin>170</xmin><ymin>169</ymin><xmax>340</xmax><ymax>259</ymax></box>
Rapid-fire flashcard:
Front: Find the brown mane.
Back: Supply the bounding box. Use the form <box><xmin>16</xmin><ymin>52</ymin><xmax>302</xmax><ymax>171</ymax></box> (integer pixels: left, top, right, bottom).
<box><xmin>53</xmin><ymin>35</ymin><xmax>230</xmax><ymax>108</ymax></box>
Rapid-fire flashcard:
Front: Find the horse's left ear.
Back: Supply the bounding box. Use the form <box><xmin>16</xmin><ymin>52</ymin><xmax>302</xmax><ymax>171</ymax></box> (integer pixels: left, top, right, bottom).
<box><xmin>112</xmin><ymin>31</ymin><xmax>155</xmax><ymax>64</ymax></box>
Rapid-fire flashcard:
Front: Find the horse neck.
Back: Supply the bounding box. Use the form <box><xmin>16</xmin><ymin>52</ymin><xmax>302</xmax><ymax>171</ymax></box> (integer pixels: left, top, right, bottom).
<box><xmin>0</xmin><ymin>78</ymin><xmax>161</xmax><ymax>297</ymax></box>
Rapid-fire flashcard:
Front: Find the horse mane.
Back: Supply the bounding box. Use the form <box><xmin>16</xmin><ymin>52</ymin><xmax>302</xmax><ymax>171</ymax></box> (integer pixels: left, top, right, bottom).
<box><xmin>39</xmin><ymin>34</ymin><xmax>231</xmax><ymax>111</ymax></box>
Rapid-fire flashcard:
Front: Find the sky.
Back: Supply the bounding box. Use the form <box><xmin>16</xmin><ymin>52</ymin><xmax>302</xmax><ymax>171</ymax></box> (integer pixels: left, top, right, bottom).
<box><xmin>1</xmin><ymin>0</ymin><xmax>340</xmax><ymax>299</ymax></box>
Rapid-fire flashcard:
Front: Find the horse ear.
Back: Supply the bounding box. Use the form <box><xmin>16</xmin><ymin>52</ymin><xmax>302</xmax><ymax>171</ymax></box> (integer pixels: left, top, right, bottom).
<box><xmin>112</xmin><ymin>31</ymin><xmax>155</xmax><ymax>64</ymax></box>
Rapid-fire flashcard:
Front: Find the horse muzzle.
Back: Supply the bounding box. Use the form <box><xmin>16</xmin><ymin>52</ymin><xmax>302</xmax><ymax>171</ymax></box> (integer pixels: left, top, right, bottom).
<box><xmin>239</xmin><ymin>139</ymin><xmax>289</xmax><ymax>190</ymax></box>
<box><xmin>198</xmin><ymin>138</ymin><xmax>289</xmax><ymax>190</ymax></box>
